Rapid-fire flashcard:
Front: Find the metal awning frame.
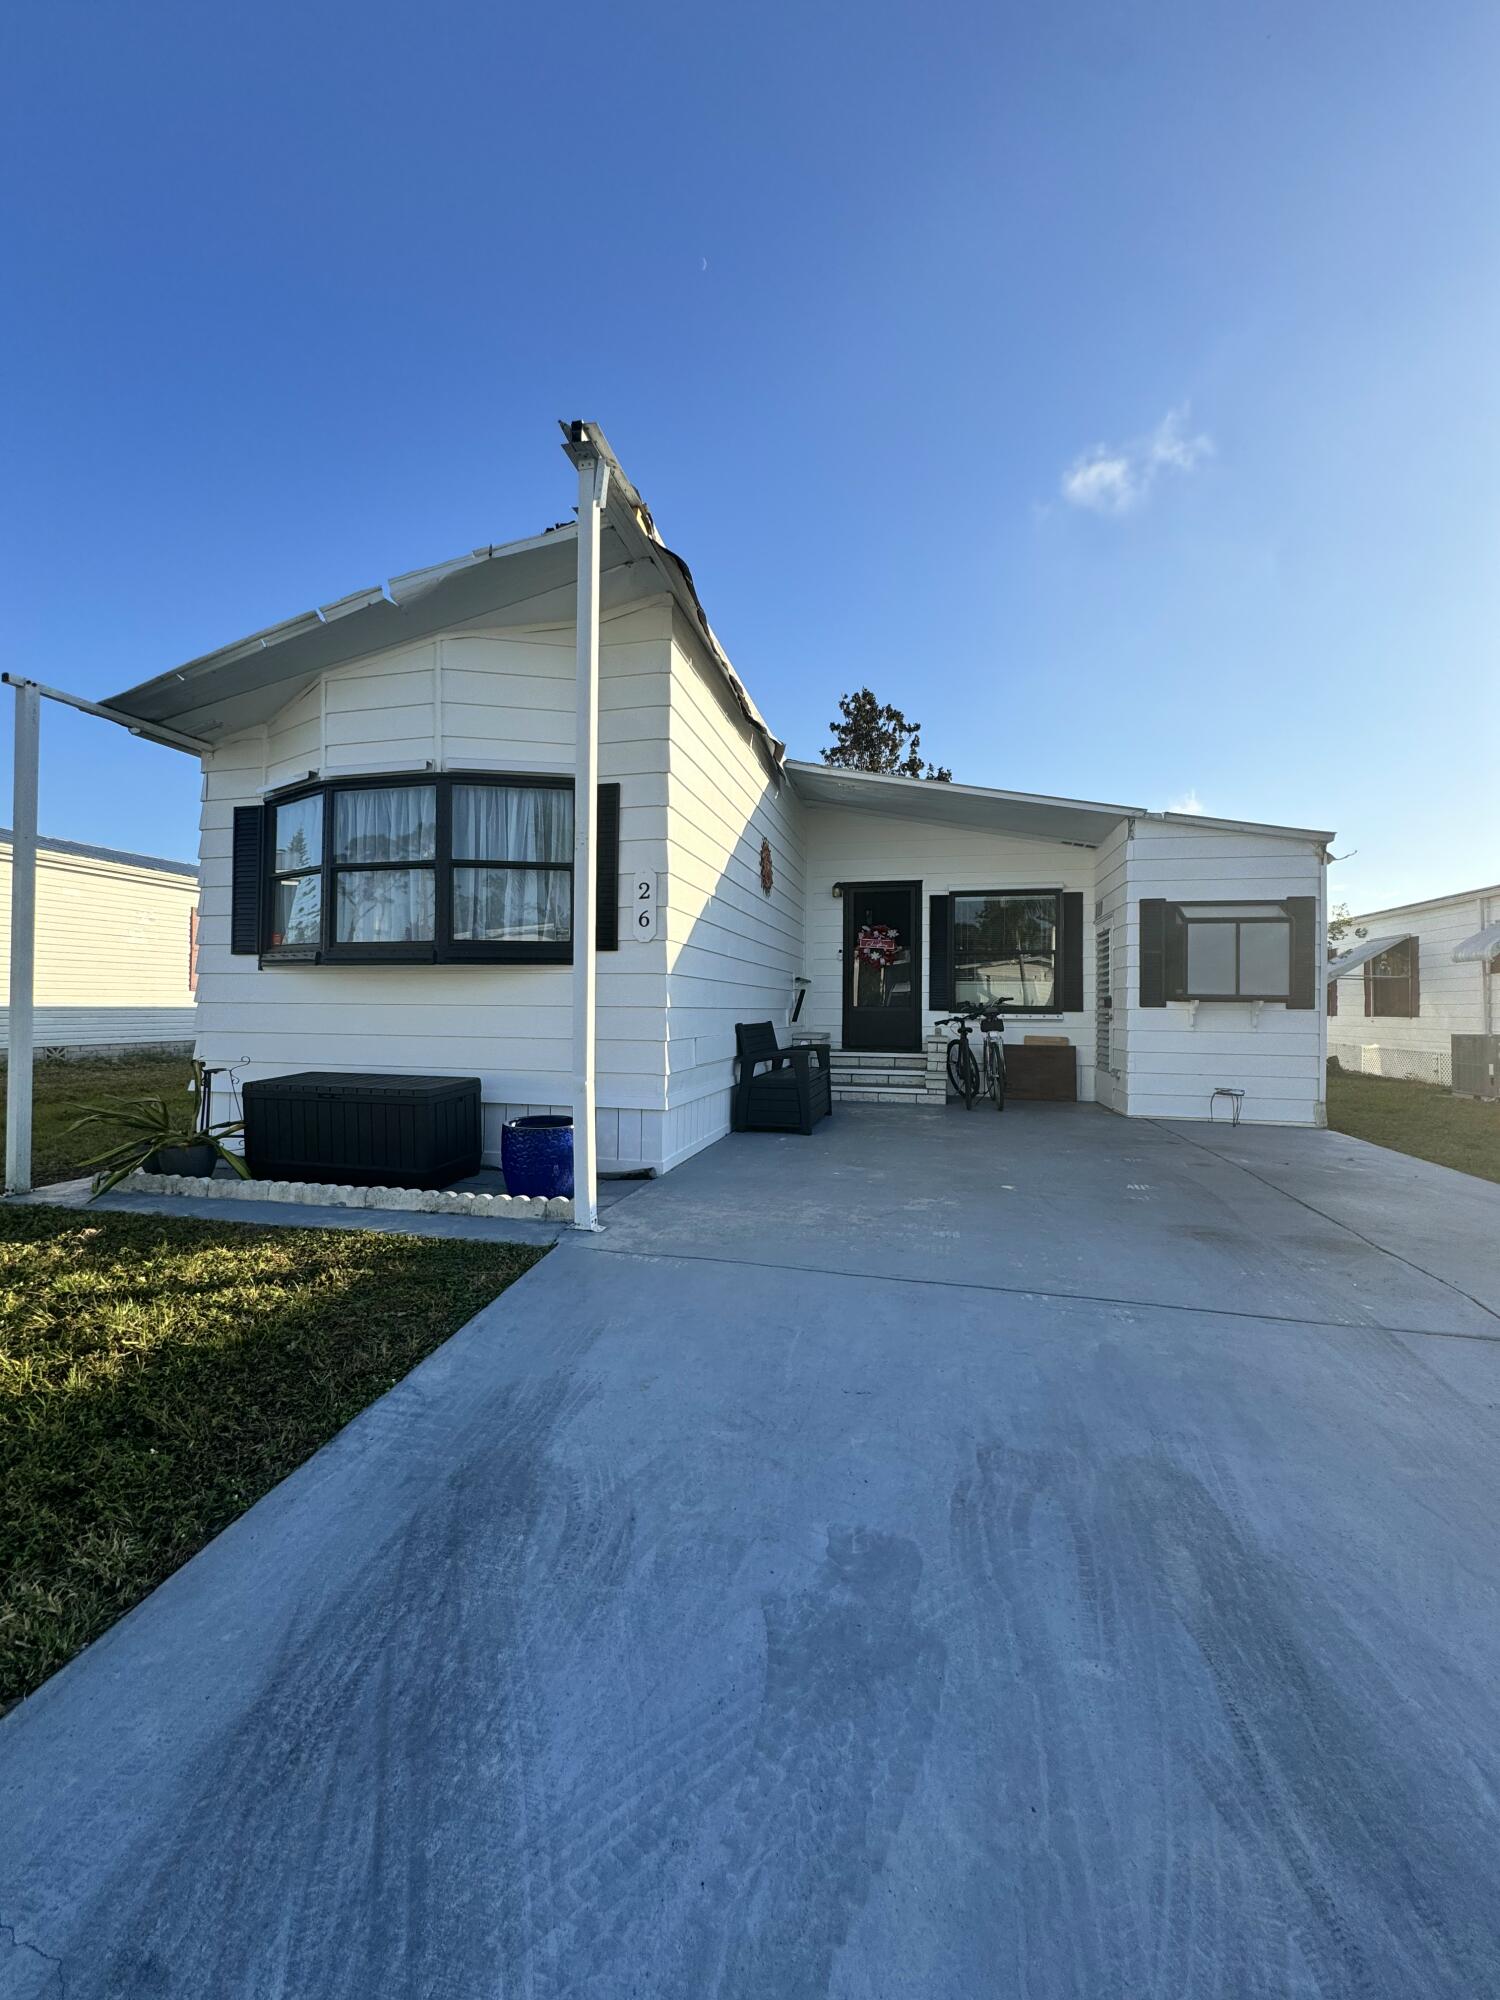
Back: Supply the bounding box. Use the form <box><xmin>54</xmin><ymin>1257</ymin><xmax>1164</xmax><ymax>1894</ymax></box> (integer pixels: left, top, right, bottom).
<box><xmin>1325</xmin><ymin>933</ymin><xmax>1413</xmax><ymax>982</ymax></box>
<box><xmin>1452</xmin><ymin>921</ymin><xmax>1500</xmax><ymax>964</ymax></box>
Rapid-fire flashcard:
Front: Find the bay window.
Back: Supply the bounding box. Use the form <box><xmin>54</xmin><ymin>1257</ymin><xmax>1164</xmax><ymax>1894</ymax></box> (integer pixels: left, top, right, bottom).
<box><xmin>256</xmin><ymin>772</ymin><xmax>586</xmax><ymax>965</ymax></box>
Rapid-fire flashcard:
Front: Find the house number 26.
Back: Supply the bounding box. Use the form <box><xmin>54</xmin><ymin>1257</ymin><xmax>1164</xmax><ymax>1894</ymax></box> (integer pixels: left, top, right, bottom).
<box><xmin>624</xmin><ymin>873</ymin><xmax>658</xmax><ymax>941</ymax></box>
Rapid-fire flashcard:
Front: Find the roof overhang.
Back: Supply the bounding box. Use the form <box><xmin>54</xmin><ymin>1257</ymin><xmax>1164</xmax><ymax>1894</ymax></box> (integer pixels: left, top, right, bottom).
<box><xmin>101</xmin><ymin>528</ymin><xmax>597</xmax><ymax>740</ymax></box>
<box><xmin>99</xmin><ymin>428</ymin><xmax>785</xmax><ymax>771</ymax></box>
<box><xmin>1327</xmin><ymin>933</ymin><xmax>1412</xmax><ymax>981</ymax></box>
<box><xmin>786</xmin><ymin>762</ymin><xmax>1139</xmax><ymax>846</ymax></box>
<box><xmin>1453</xmin><ymin>921</ymin><xmax>1500</xmax><ymax>963</ymax></box>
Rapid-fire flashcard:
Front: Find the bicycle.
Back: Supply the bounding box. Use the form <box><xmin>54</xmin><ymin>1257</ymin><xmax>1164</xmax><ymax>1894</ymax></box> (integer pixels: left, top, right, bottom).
<box><xmin>938</xmin><ymin>1007</ymin><xmax>1008</xmax><ymax>1112</ymax></box>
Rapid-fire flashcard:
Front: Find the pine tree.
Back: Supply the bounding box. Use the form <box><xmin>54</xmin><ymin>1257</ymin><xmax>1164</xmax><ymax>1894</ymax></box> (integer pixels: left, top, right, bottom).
<box><xmin>820</xmin><ymin>689</ymin><xmax>951</xmax><ymax>781</ymax></box>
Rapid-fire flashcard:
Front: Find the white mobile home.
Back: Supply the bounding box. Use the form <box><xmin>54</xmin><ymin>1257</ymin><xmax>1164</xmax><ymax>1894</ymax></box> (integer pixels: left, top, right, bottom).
<box><xmin>0</xmin><ymin>831</ymin><xmax>198</xmax><ymax>1056</ymax></box>
<box><xmin>1327</xmin><ymin>883</ymin><xmax>1500</xmax><ymax>1095</ymax></box>
<box><xmin>88</xmin><ymin>429</ymin><xmax>1334</xmax><ymax>1176</ymax></box>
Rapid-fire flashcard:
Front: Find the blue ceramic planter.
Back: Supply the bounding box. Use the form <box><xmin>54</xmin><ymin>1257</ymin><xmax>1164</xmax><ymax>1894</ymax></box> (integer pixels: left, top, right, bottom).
<box><xmin>501</xmin><ymin>1115</ymin><xmax>574</xmax><ymax>1198</ymax></box>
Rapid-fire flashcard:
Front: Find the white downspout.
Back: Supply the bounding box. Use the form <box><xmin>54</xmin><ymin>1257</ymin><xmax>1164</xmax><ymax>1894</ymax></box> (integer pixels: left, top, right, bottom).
<box><xmin>570</xmin><ymin>443</ymin><xmax>610</xmax><ymax>1230</ymax></box>
<box><xmin>5</xmin><ymin>678</ymin><xmax>40</xmax><ymax>1194</ymax></box>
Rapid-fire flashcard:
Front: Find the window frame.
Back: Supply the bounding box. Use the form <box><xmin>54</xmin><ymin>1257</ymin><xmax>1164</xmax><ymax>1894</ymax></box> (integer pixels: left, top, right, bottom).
<box><xmin>946</xmin><ymin>887</ymin><xmax>1064</xmax><ymax>1016</ymax></box>
<box><xmin>1168</xmin><ymin>901</ymin><xmax>1295</xmax><ymax>1003</ymax></box>
<box><xmin>259</xmin><ymin>770</ymin><xmax>577</xmax><ymax>967</ymax></box>
<box><xmin>1364</xmin><ymin>936</ymin><xmax>1418</xmax><ymax>1018</ymax></box>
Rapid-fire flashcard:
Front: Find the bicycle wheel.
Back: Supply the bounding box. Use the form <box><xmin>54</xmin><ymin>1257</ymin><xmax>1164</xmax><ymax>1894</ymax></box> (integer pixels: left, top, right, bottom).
<box><xmin>947</xmin><ymin>1038</ymin><xmax>980</xmax><ymax>1109</ymax></box>
<box><xmin>986</xmin><ymin>1041</ymin><xmax>1006</xmax><ymax>1113</ymax></box>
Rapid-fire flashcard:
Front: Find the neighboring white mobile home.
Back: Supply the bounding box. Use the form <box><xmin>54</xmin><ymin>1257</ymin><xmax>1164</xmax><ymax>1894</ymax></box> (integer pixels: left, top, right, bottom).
<box><xmin>1327</xmin><ymin>884</ymin><xmax>1500</xmax><ymax>1095</ymax></box>
<box><xmin>0</xmin><ymin>831</ymin><xmax>199</xmax><ymax>1056</ymax></box>
<box><xmin>92</xmin><ymin>434</ymin><xmax>1333</xmax><ymax>1172</ymax></box>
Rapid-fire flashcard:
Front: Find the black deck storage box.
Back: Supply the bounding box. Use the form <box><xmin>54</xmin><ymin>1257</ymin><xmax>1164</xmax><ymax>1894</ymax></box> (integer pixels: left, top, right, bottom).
<box><xmin>242</xmin><ymin>1073</ymin><xmax>483</xmax><ymax>1189</ymax></box>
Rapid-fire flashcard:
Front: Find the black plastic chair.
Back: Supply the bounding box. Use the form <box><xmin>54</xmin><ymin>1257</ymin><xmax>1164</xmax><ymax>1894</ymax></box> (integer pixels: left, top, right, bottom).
<box><xmin>732</xmin><ymin>1022</ymin><xmax>832</xmax><ymax>1135</ymax></box>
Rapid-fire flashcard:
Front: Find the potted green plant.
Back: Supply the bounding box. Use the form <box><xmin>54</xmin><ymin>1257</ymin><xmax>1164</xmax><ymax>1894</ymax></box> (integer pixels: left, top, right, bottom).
<box><xmin>64</xmin><ymin>1060</ymin><xmax>253</xmax><ymax>1196</ymax></box>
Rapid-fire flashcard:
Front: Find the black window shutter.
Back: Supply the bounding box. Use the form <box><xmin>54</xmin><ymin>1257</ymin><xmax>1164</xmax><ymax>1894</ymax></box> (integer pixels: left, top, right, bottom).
<box><xmin>1406</xmin><ymin>938</ymin><xmax>1420</xmax><ymax>1018</ymax></box>
<box><xmin>1139</xmin><ymin>898</ymin><xmax>1167</xmax><ymax>1006</ymax></box>
<box><xmin>928</xmin><ymin>894</ymin><xmax>953</xmax><ymax>1009</ymax></box>
<box><xmin>595</xmin><ymin>783</ymin><xmax>621</xmax><ymax>950</ymax></box>
<box><xmin>1286</xmin><ymin>896</ymin><xmax>1316</xmax><ymax>1009</ymax></box>
<box><xmin>231</xmin><ymin>805</ymin><xmax>264</xmax><ymax>955</ymax></box>
<box><xmin>1060</xmin><ymin>893</ymin><xmax>1084</xmax><ymax>1012</ymax></box>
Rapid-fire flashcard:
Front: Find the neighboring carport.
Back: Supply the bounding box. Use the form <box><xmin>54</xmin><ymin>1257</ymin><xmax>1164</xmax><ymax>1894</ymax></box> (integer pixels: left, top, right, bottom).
<box><xmin>2</xmin><ymin>1106</ymin><xmax>1499</xmax><ymax>1997</ymax></box>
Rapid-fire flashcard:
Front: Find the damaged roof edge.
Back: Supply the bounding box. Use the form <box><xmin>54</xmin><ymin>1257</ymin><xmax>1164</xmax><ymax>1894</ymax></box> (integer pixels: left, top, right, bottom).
<box><xmin>562</xmin><ymin>420</ymin><xmax>785</xmax><ymax>770</ymax></box>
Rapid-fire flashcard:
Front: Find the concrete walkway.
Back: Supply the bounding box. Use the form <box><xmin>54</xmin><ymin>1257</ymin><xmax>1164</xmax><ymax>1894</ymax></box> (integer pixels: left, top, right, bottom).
<box><xmin>3</xmin><ymin>1105</ymin><xmax>1500</xmax><ymax>1996</ymax></box>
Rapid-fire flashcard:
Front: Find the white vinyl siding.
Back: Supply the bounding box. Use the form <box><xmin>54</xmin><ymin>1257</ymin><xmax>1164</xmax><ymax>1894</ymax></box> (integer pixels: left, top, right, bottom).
<box><xmin>660</xmin><ymin>611</ymin><xmax>805</xmax><ymax>1167</ymax></box>
<box><xmin>194</xmin><ymin>596</ymin><xmax>676</xmax><ymax>1172</ymax></box>
<box><xmin>1328</xmin><ymin>889</ymin><xmax>1496</xmax><ymax>1086</ymax></box>
<box><xmin>1121</xmin><ymin>821</ymin><xmax>1326</xmax><ymax>1125</ymax></box>
<box><xmin>0</xmin><ymin>841</ymin><xmax>198</xmax><ymax>1052</ymax></box>
<box><xmin>800</xmin><ymin>809</ymin><xmax>1099</xmax><ymax>1100</ymax></box>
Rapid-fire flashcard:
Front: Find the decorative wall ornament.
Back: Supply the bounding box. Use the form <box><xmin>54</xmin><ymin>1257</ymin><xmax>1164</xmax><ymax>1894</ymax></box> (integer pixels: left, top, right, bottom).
<box><xmin>759</xmin><ymin>837</ymin><xmax>774</xmax><ymax>896</ymax></box>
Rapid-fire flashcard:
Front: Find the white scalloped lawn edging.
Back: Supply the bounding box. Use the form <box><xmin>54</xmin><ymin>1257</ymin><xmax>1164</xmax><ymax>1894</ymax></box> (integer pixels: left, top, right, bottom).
<box><xmin>118</xmin><ymin>1171</ymin><xmax>573</xmax><ymax>1224</ymax></box>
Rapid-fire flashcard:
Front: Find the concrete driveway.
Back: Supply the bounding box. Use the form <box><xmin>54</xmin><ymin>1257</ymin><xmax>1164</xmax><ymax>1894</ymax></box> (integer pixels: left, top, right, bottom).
<box><xmin>4</xmin><ymin>1104</ymin><xmax>1500</xmax><ymax>1997</ymax></box>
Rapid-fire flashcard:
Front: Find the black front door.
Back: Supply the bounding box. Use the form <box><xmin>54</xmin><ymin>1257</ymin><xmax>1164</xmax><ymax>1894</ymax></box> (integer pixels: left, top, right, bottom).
<box><xmin>842</xmin><ymin>881</ymin><xmax>922</xmax><ymax>1051</ymax></box>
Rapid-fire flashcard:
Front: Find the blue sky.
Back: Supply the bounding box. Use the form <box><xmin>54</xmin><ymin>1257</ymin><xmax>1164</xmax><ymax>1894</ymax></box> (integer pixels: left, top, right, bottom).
<box><xmin>2</xmin><ymin>0</ymin><xmax>1495</xmax><ymax>912</ymax></box>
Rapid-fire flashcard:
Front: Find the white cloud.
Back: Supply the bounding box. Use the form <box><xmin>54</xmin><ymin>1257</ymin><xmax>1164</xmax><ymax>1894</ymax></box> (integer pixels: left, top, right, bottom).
<box><xmin>1167</xmin><ymin>787</ymin><xmax>1205</xmax><ymax>815</ymax></box>
<box><xmin>1061</xmin><ymin>406</ymin><xmax>1213</xmax><ymax>516</ymax></box>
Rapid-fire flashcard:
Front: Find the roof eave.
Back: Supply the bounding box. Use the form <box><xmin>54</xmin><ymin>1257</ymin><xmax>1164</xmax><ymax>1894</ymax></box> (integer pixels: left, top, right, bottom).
<box><xmin>785</xmin><ymin>760</ymin><xmax>1143</xmax><ymax>820</ymax></box>
<box><xmin>1149</xmin><ymin>809</ymin><xmax>1337</xmax><ymax>845</ymax></box>
<box><xmin>103</xmin><ymin>526</ymin><xmax>580</xmax><ymax>723</ymax></box>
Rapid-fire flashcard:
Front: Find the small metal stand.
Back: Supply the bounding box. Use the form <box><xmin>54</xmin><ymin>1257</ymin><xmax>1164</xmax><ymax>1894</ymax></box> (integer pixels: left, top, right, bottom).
<box><xmin>1210</xmin><ymin>1087</ymin><xmax>1245</xmax><ymax>1126</ymax></box>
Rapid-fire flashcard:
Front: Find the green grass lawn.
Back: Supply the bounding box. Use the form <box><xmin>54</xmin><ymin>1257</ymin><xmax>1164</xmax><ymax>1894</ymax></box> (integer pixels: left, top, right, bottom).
<box><xmin>0</xmin><ymin>1204</ymin><xmax>543</xmax><ymax>1706</ymax></box>
<box><xmin>0</xmin><ymin>1051</ymin><xmax>195</xmax><ymax>1186</ymax></box>
<box><xmin>1327</xmin><ymin>1069</ymin><xmax>1500</xmax><ymax>1185</ymax></box>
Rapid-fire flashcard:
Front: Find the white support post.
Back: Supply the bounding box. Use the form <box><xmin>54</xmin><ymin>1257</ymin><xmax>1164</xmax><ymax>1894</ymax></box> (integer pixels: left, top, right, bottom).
<box><xmin>571</xmin><ymin>447</ymin><xmax>610</xmax><ymax>1229</ymax></box>
<box><xmin>5</xmin><ymin>678</ymin><xmax>41</xmax><ymax>1194</ymax></box>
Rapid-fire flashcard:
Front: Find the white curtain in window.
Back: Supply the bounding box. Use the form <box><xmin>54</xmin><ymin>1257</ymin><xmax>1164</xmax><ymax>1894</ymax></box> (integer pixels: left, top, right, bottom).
<box><xmin>334</xmin><ymin>786</ymin><xmax>437</xmax><ymax>864</ymax></box>
<box><xmin>452</xmin><ymin>785</ymin><xmax>571</xmax><ymax>863</ymax></box>
<box><xmin>453</xmin><ymin>867</ymin><xmax>571</xmax><ymax>942</ymax></box>
<box><xmin>336</xmin><ymin>869</ymin><xmax>435</xmax><ymax>943</ymax></box>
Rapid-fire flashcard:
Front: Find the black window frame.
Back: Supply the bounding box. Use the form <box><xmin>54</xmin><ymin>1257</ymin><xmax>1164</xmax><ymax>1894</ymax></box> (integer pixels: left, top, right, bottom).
<box><xmin>1169</xmin><ymin>901</ymin><xmax>1294</xmax><ymax>1002</ymax></box>
<box><xmin>259</xmin><ymin>771</ymin><xmax>577</xmax><ymax>967</ymax></box>
<box><xmin>947</xmin><ymin>887</ymin><xmax>1064</xmax><ymax>1015</ymax></box>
